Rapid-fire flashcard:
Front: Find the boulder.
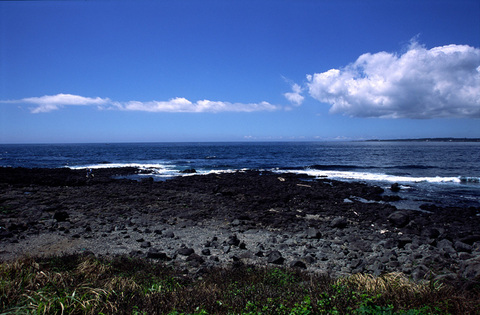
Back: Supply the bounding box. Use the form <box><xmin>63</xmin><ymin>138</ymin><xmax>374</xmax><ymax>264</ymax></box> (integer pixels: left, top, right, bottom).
<box><xmin>147</xmin><ymin>249</ymin><xmax>171</xmax><ymax>260</ymax></box>
<box><xmin>53</xmin><ymin>211</ymin><xmax>69</xmax><ymax>222</ymax></box>
<box><xmin>186</xmin><ymin>253</ymin><xmax>205</xmax><ymax>265</ymax></box>
<box><xmin>163</xmin><ymin>230</ymin><xmax>175</xmax><ymax>238</ymax></box>
<box><xmin>454</xmin><ymin>241</ymin><xmax>472</xmax><ymax>253</ymax></box>
<box><xmin>267</xmin><ymin>250</ymin><xmax>284</xmax><ymax>265</ymax></box>
<box><xmin>227</xmin><ymin>234</ymin><xmax>240</xmax><ymax>246</ymax></box>
<box><xmin>290</xmin><ymin>260</ymin><xmax>307</xmax><ymax>269</ymax></box>
<box><xmin>331</xmin><ymin>217</ymin><xmax>348</xmax><ymax>229</ymax></box>
<box><xmin>390</xmin><ymin>183</ymin><xmax>401</xmax><ymax>192</ymax></box>
<box><xmin>180</xmin><ymin>169</ymin><xmax>197</xmax><ymax>174</ymax></box>
<box><xmin>388</xmin><ymin>211</ymin><xmax>410</xmax><ymax>228</ymax></box>
<box><xmin>461</xmin><ymin>257</ymin><xmax>480</xmax><ymax>279</ymax></box>
<box><xmin>306</xmin><ymin>228</ymin><xmax>322</xmax><ymax>239</ymax></box>
<box><xmin>140</xmin><ymin>241</ymin><xmax>151</xmax><ymax>248</ymax></box>
<box><xmin>178</xmin><ymin>248</ymin><xmax>195</xmax><ymax>256</ymax></box>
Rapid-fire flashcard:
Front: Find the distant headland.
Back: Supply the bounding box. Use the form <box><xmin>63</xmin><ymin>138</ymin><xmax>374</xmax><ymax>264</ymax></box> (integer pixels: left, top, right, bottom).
<box><xmin>365</xmin><ymin>138</ymin><xmax>480</xmax><ymax>142</ymax></box>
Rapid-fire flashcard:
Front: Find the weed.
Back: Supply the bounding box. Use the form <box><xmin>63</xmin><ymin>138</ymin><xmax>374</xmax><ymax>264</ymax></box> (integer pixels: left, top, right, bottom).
<box><xmin>0</xmin><ymin>255</ymin><xmax>478</xmax><ymax>314</ymax></box>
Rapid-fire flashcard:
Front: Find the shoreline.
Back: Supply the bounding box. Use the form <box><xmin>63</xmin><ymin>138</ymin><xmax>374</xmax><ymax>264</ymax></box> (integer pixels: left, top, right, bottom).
<box><xmin>1</xmin><ymin>167</ymin><xmax>479</xmax><ymax>283</ymax></box>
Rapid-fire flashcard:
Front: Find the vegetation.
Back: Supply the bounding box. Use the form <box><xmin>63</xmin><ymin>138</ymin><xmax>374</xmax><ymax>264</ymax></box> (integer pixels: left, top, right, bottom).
<box><xmin>1</xmin><ymin>254</ymin><xmax>478</xmax><ymax>314</ymax></box>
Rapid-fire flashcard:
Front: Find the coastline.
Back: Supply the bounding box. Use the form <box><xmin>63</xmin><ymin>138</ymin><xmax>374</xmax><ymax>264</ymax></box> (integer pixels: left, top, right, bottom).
<box><xmin>1</xmin><ymin>167</ymin><xmax>479</xmax><ymax>283</ymax></box>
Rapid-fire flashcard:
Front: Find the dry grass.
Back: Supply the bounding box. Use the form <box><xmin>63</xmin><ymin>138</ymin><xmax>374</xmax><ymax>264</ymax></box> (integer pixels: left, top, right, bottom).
<box><xmin>1</xmin><ymin>254</ymin><xmax>479</xmax><ymax>314</ymax></box>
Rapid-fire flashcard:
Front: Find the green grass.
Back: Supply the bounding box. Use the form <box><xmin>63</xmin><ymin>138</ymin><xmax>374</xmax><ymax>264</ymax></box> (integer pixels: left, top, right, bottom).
<box><xmin>0</xmin><ymin>254</ymin><xmax>478</xmax><ymax>314</ymax></box>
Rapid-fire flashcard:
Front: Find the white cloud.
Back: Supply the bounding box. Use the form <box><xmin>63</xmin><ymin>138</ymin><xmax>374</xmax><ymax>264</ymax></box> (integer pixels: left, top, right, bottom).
<box><xmin>284</xmin><ymin>83</ymin><xmax>304</xmax><ymax>106</ymax></box>
<box><xmin>119</xmin><ymin>97</ymin><xmax>278</xmax><ymax>113</ymax></box>
<box><xmin>306</xmin><ymin>43</ymin><xmax>480</xmax><ymax>118</ymax></box>
<box><xmin>10</xmin><ymin>94</ymin><xmax>111</xmax><ymax>113</ymax></box>
<box><xmin>3</xmin><ymin>94</ymin><xmax>279</xmax><ymax>113</ymax></box>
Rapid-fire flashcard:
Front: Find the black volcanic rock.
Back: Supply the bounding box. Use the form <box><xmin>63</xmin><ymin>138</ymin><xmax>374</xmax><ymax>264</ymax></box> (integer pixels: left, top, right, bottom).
<box><xmin>267</xmin><ymin>250</ymin><xmax>284</xmax><ymax>265</ymax></box>
<box><xmin>388</xmin><ymin>211</ymin><xmax>410</xmax><ymax>228</ymax></box>
<box><xmin>1</xmin><ymin>167</ymin><xmax>480</xmax><ymax>283</ymax></box>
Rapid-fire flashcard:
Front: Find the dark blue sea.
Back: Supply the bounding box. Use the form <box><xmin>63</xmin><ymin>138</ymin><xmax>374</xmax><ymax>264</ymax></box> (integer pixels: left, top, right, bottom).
<box><xmin>1</xmin><ymin>142</ymin><xmax>479</xmax><ymax>210</ymax></box>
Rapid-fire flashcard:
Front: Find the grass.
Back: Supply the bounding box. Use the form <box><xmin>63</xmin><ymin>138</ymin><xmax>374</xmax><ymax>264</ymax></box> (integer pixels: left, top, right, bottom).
<box><xmin>0</xmin><ymin>254</ymin><xmax>479</xmax><ymax>314</ymax></box>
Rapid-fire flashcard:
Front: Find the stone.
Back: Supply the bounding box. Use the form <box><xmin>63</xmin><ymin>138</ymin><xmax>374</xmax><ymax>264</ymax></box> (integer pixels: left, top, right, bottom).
<box><xmin>178</xmin><ymin>248</ymin><xmax>195</xmax><ymax>256</ymax></box>
<box><xmin>147</xmin><ymin>249</ymin><xmax>171</xmax><ymax>260</ymax></box>
<box><xmin>267</xmin><ymin>250</ymin><xmax>284</xmax><ymax>265</ymax></box>
<box><xmin>460</xmin><ymin>235</ymin><xmax>480</xmax><ymax>245</ymax></box>
<box><xmin>306</xmin><ymin>228</ymin><xmax>322</xmax><ymax>239</ymax></box>
<box><xmin>397</xmin><ymin>237</ymin><xmax>413</xmax><ymax>249</ymax></box>
<box><xmin>227</xmin><ymin>234</ymin><xmax>240</xmax><ymax>246</ymax></box>
<box><xmin>331</xmin><ymin>217</ymin><xmax>348</xmax><ymax>229</ymax></box>
<box><xmin>201</xmin><ymin>249</ymin><xmax>211</xmax><ymax>256</ymax></box>
<box><xmin>186</xmin><ymin>253</ymin><xmax>205</xmax><ymax>264</ymax></box>
<box><xmin>437</xmin><ymin>239</ymin><xmax>456</xmax><ymax>255</ymax></box>
<box><xmin>388</xmin><ymin>211</ymin><xmax>410</xmax><ymax>228</ymax></box>
<box><xmin>53</xmin><ymin>211</ymin><xmax>69</xmax><ymax>222</ymax></box>
<box><xmin>454</xmin><ymin>241</ymin><xmax>472</xmax><ymax>253</ymax></box>
<box><xmin>390</xmin><ymin>183</ymin><xmax>401</xmax><ymax>192</ymax></box>
<box><xmin>290</xmin><ymin>260</ymin><xmax>307</xmax><ymax>269</ymax></box>
<box><xmin>140</xmin><ymin>241</ymin><xmax>151</xmax><ymax>248</ymax></box>
<box><xmin>180</xmin><ymin>169</ymin><xmax>197</xmax><ymax>174</ymax></box>
<box><xmin>461</xmin><ymin>257</ymin><xmax>480</xmax><ymax>279</ymax></box>
<box><xmin>163</xmin><ymin>230</ymin><xmax>175</xmax><ymax>238</ymax></box>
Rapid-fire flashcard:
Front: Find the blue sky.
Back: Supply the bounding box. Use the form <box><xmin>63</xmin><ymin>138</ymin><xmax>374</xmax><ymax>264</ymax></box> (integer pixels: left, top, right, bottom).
<box><xmin>1</xmin><ymin>0</ymin><xmax>479</xmax><ymax>143</ymax></box>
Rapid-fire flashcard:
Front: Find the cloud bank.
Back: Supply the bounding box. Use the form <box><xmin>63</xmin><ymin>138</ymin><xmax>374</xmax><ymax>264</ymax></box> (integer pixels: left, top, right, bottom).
<box><xmin>4</xmin><ymin>94</ymin><xmax>279</xmax><ymax>113</ymax></box>
<box><xmin>303</xmin><ymin>43</ymin><xmax>480</xmax><ymax>118</ymax></box>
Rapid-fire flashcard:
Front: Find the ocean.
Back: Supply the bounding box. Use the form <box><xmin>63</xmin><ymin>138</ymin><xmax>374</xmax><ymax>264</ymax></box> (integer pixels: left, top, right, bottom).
<box><xmin>1</xmin><ymin>141</ymin><xmax>479</xmax><ymax>210</ymax></box>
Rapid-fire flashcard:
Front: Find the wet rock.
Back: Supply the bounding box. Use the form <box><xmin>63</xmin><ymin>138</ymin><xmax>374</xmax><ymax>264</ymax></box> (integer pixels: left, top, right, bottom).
<box><xmin>390</xmin><ymin>183</ymin><xmax>400</xmax><ymax>192</ymax></box>
<box><xmin>180</xmin><ymin>169</ymin><xmax>197</xmax><ymax>174</ymax></box>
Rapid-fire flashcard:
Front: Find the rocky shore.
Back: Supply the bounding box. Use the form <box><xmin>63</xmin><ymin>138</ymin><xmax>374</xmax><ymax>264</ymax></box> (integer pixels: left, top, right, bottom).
<box><xmin>1</xmin><ymin>167</ymin><xmax>479</xmax><ymax>283</ymax></box>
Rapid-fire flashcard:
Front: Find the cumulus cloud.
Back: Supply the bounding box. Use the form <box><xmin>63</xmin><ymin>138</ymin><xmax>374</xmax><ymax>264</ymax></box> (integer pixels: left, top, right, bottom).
<box><xmin>306</xmin><ymin>43</ymin><xmax>480</xmax><ymax>118</ymax></box>
<box><xmin>3</xmin><ymin>94</ymin><xmax>279</xmax><ymax>113</ymax></box>
<box><xmin>284</xmin><ymin>83</ymin><xmax>304</xmax><ymax>106</ymax></box>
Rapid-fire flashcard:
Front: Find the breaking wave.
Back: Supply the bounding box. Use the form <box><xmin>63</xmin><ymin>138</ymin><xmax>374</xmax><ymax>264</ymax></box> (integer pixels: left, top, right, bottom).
<box><xmin>281</xmin><ymin>169</ymin><xmax>471</xmax><ymax>185</ymax></box>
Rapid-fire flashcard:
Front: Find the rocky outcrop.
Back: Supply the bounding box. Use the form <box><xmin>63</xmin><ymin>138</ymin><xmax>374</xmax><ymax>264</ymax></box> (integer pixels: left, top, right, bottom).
<box><xmin>1</xmin><ymin>167</ymin><xmax>479</xmax><ymax>284</ymax></box>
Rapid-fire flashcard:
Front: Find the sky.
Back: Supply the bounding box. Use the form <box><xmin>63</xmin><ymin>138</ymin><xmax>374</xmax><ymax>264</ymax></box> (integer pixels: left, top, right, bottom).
<box><xmin>1</xmin><ymin>0</ymin><xmax>479</xmax><ymax>143</ymax></box>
